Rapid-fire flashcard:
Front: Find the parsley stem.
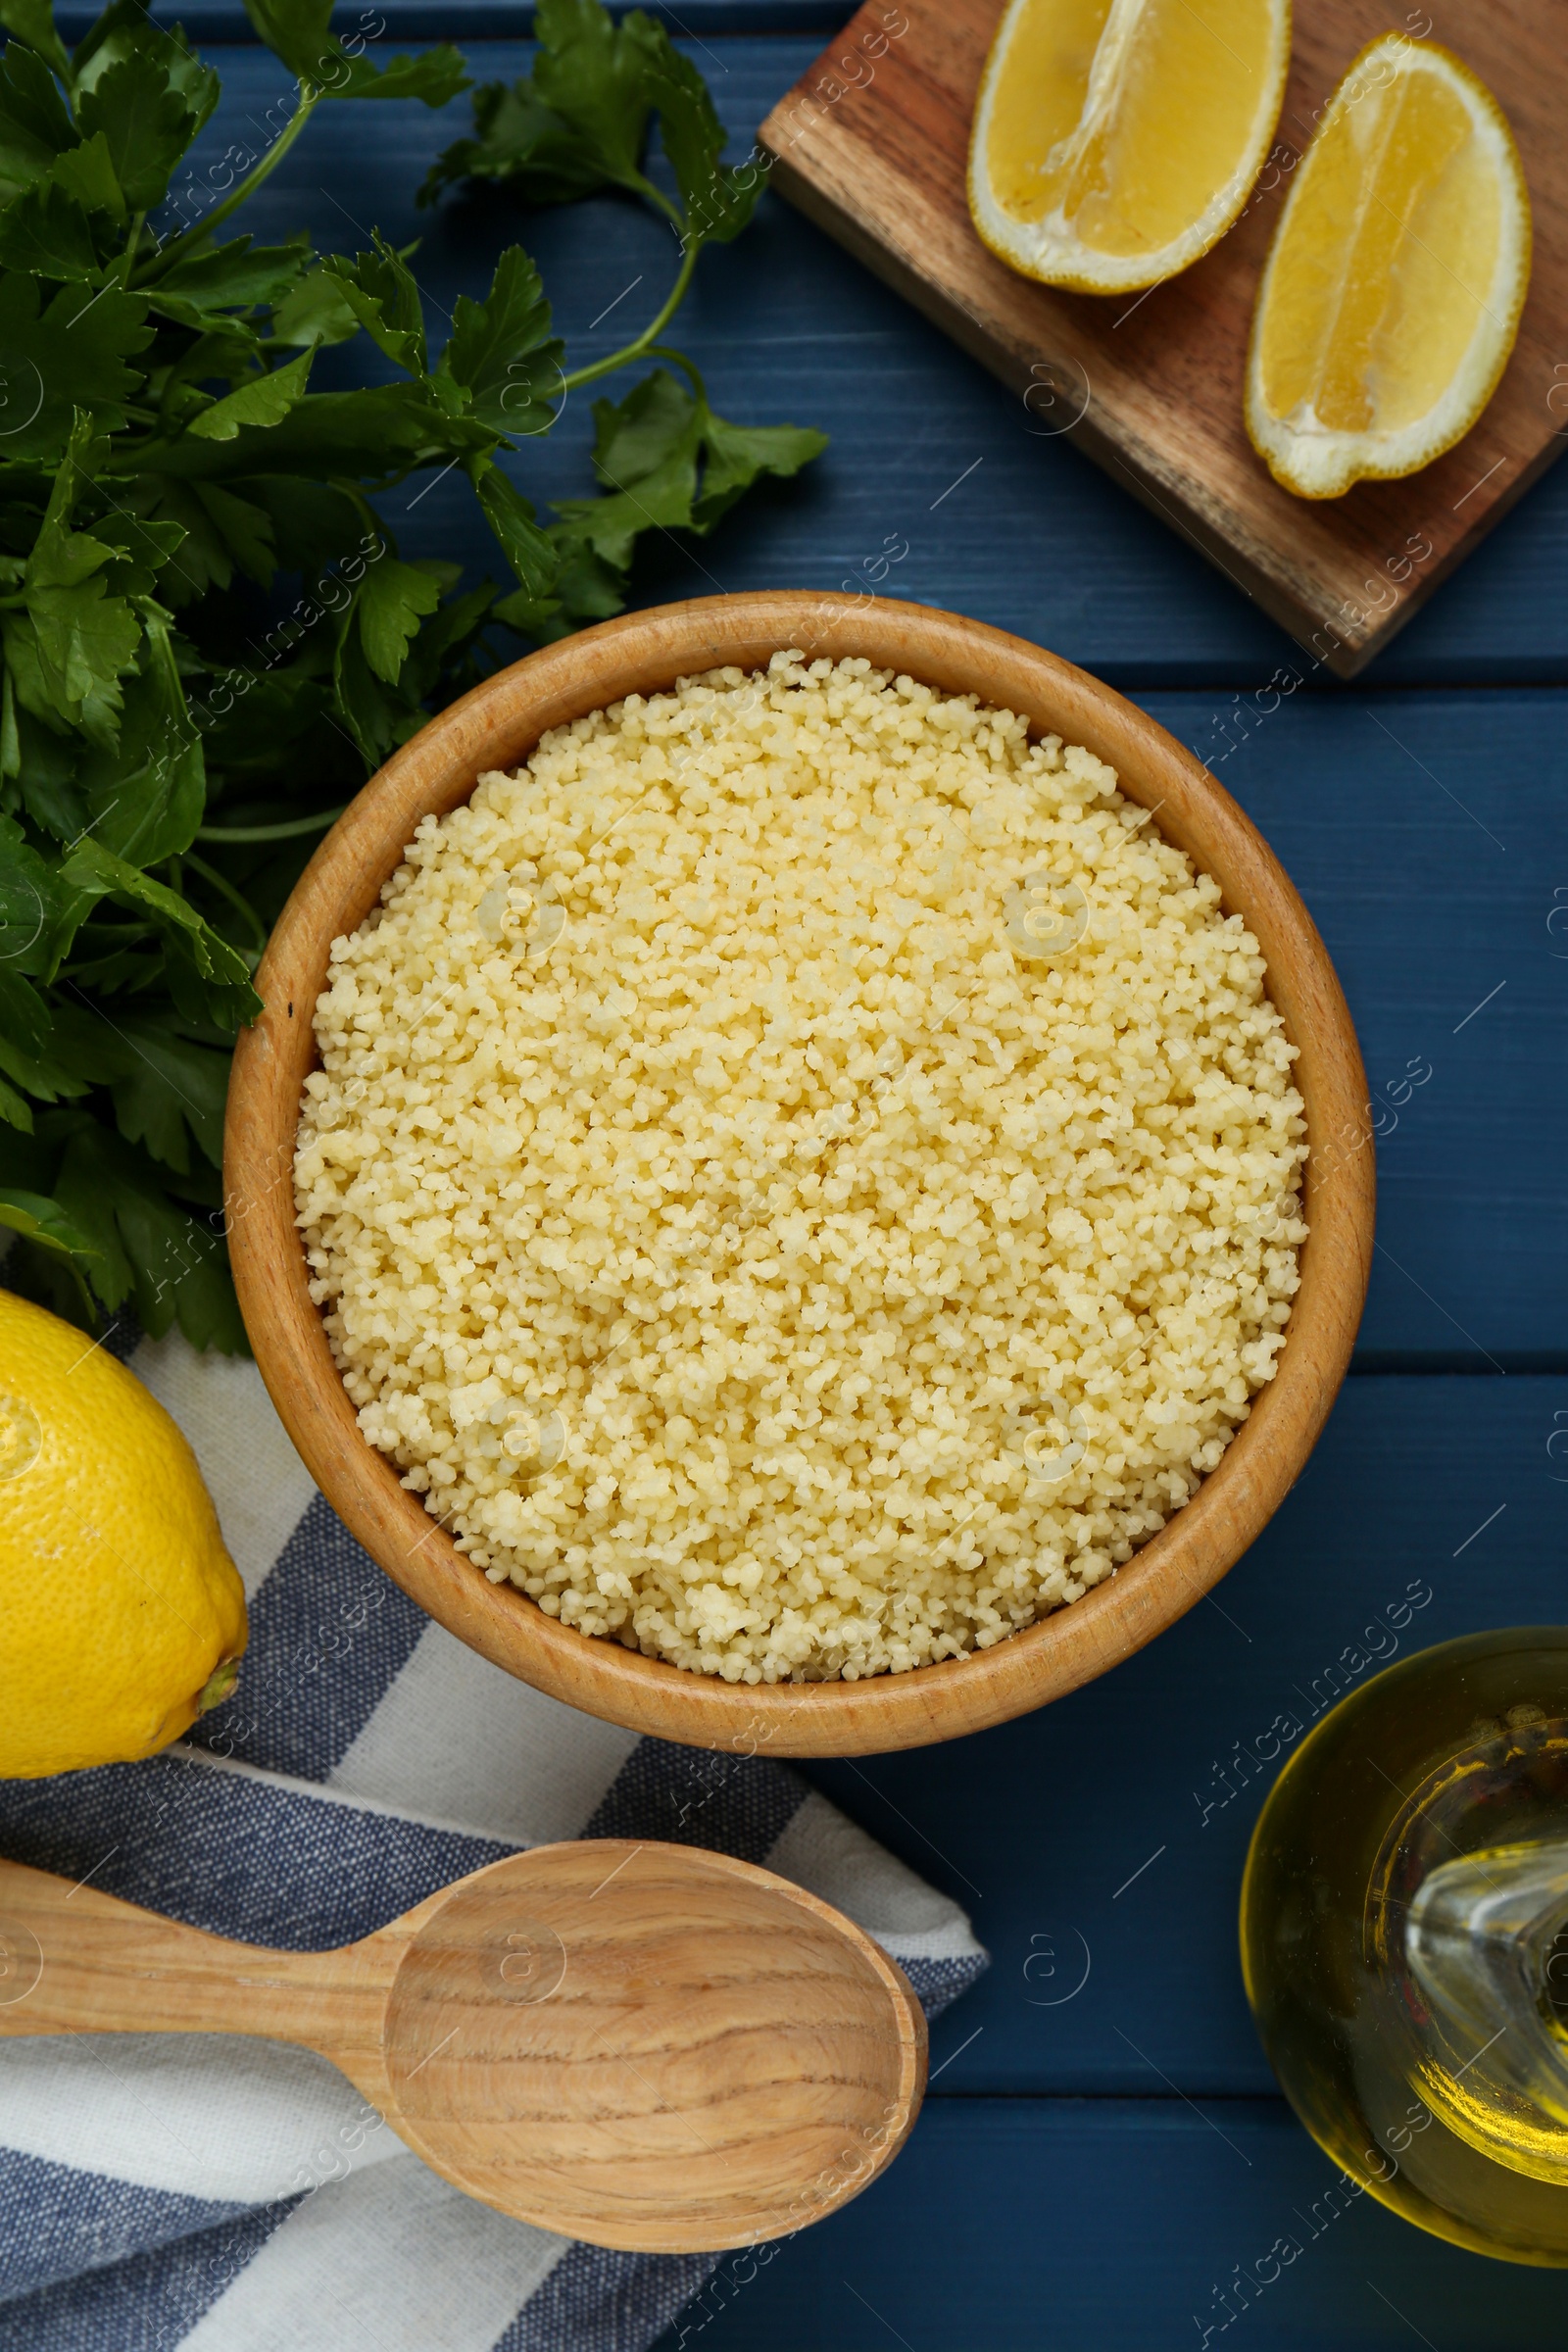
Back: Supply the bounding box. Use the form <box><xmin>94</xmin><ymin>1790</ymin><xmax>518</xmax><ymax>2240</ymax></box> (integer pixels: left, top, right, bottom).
<box><xmin>134</xmin><ymin>90</ymin><xmax>319</xmax><ymax>283</ymax></box>
<box><xmin>644</xmin><ymin>343</ymin><xmax>709</xmax><ymax>406</ymax></box>
<box><xmin>196</xmin><ymin>807</ymin><xmax>346</xmax><ymax>843</ymax></box>
<box><xmin>183</xmin><ymin>850</ymin><xmax>269</xmax><ymax>951</ymax></box>
<box><xmin>560</xmin><ymin>234</ymin><xmax>701</xmax><ymax>393</ymax></box>
<box><xmin>622</xmin><ymin>172</ymin><xmax>686</xmax><ymax>235</ymax></box>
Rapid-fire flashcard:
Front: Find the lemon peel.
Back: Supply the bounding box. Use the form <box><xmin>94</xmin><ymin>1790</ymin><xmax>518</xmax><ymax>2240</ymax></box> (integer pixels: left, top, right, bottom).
<box><xmin>0</xmin><ymin>1292</ymin><xmax>248</xmax><ymax>1779</ymax></box>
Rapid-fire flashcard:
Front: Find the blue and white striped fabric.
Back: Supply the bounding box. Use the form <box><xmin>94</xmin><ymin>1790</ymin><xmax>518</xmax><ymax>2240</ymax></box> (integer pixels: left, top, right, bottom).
<box><xmin>0</xmin><ymin>1325</ymin><xmax>988</xmax><ymax>2351</ymax></box>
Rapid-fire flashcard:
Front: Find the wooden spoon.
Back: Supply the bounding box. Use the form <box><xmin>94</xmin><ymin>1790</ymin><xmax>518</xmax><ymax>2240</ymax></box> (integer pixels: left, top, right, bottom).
<box><xmin>0</xmin><ymin>1839</ymin><xmax>926</xmax><ymax>2253</ymax></box>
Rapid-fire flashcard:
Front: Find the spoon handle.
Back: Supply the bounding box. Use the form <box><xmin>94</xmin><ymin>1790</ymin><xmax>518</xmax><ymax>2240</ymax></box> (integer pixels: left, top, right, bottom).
<box><xmin>0</xmin><ymin>1857</ymin><xmax>392</xmax><ymax>2095</ymax></box>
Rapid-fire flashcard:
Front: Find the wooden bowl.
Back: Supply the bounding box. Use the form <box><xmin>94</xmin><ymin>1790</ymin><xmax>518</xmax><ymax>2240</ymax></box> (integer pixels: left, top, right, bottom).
<box><xmin>225</xmin><ymin>593</ymin><xmax>1374</xmax><ymax>1757</ymax></box>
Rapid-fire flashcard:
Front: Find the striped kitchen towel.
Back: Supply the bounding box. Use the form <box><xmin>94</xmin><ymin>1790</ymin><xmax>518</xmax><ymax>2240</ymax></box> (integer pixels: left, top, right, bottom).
<box><xmin>0</xmin><ymin>1322</ymin><xmax>988</xmax><ymax>2352</ymax></box>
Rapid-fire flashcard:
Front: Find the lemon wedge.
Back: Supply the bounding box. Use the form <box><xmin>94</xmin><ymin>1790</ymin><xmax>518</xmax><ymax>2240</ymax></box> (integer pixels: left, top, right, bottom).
<box><xmin>1246</xmin><ymin>36</ymin><xmax>1532</xmax><ymax>499</ymax></box>
<box><xmin>968</xmin><ymin>0</ymin><xmax>1292</xmax><ymax>295</ymax></box>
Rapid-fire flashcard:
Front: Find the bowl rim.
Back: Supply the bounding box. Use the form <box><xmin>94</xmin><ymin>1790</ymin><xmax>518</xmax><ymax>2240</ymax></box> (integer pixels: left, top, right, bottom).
<box><xmin>224</xmin><ymin>591</ymin><xmax>1374</xmax><ymax>1756</ymax></box>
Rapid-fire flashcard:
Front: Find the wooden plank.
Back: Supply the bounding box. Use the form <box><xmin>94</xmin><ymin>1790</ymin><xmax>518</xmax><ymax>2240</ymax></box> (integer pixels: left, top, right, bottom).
<box><xmin>803</xmin><ymin>1378</ymin><xmax>1568</xmax><ymax>2096</ymax></box>
<box><xmin>653</xmin><ymin>2096</ymin><xmax>1568</xmax><ymax>2348</ymax></box>
<box><xmin>197</xmin><ymin>40</ymin><xmax>1568</xmax><ymax>681</ymax></box>
<box><xmin>758</xmin><ymin>0</ymin><xmax>1568</xmax><ymax>676</ymax></box>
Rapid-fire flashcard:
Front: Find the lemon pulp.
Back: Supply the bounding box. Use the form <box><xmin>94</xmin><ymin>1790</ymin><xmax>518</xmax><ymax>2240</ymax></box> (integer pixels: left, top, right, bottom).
<box><xmin>970</xmin><ymin>0</ymin><xmax>1291</xmax><ymax>294</ymax></box>
<box><xmin>1247</xmin><ymin>37</ymin><xmax>1531</xmax><ymax>497</ymax></box>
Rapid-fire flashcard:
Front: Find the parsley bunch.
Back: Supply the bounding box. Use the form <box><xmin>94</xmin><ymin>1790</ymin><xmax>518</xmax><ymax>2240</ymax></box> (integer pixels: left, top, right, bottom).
<box><xmin>0</xmin><ymin>0</ymin><xmax>824</xmax><ymax>1351</ymax></box>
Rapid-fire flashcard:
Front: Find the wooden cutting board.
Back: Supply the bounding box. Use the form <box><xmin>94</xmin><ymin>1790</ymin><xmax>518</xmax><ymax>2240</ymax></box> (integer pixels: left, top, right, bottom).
<box><xmin>758</xmin><ymin>1</ymin><xmax>1568</xmax><ymax>676</ymax></box>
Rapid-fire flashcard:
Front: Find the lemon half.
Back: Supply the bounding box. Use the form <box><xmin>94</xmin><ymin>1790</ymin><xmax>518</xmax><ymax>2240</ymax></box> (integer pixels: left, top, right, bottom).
<box><xmin>1246</xmin><ymin>36</ymin><xmax>1532</xmax><ymax>499</ymax></box>
<box><xmin>968</xmin><ymin>0</ymin><xmax>1292</xmax><ymax>295</ymax></box>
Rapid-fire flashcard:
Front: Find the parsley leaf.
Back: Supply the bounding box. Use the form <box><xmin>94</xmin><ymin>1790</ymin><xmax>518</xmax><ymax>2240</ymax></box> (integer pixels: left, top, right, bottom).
<box><xmin>552</xmin><ymin>368</ymin><xmax>825</xmax><ymax>594</ymax></box>
<box><xmin>421</xmin><ymin>1</ymin><xmax>662</xmax><ymax>209</ymax></box>
<box><xmin>0</xmin><ymin>179</ymin><xmax>101</xmax><ymax>280</ymax></box>
<box><xmin>646</xmin><ymin>45</ymin><xmax>761</xmax><ymax>248</ymax></box>
<box><xmin>0</xmin><ymin>993</ymin><xmax>112</xmax><ymax>1108</ymax></box>
<box><xmin>0</xmin><ymin>956</ymin><xmax>46</xmax><ymax>1045</ymax></box>
<box><xmin>57</xmin><ymin>838</ymin><xmax>260</xmax><ymax>1026</ymax></box>
<box><xmin>0</xmin><ymin>815</ymin><xmax>72</xmax><ymax>978</ymax></box>
<box><xmin>531</xmin><ymin>0</ymin><xmax>665</xmax><ymax>192</ymax></box>
<box><xmin>70</xmin><ymin>613</ymin><xmax>205</xmax><ymax>869</ymax></box>
<box><xmin>186</xmin><ymin>346</ymin><xmax>312</xmax><ymax>440</ymax></box>
<box><xmin>439</xmin><ymin>245</ymin><xmax>564</xmax><ymax>437</ymax></box>
<box><xmin>52</xmin><ymin>1118</ymin><xmax>245</xmax><ymax>1348</ymax></box>
<box><xmin>554</xmin><ymin>376</ymin><xmax>698</xmax><ymax>571</ymax></box>
<box><xmin>0</xmin><ymin>1160</ymin><xmax>104</xmax><ymax>1320</ymax></box>
<box><xmin>356</xmin><ymin>556</ymin><xmax>443</xmax><ymax>684</ymax></box>
<box><xmin>0</xmin><ymin>0</ymin><xmax>73</xmax><ymax>82</ymax></box>
<box><xmin>420</xmin><ymin>0</ymin><xmax>760</xmax><ymax>256</ymax></box>
<box><xmin>98</xmin><ymin>1009</ymin><xmax>231</xmax><ymax>1171</ymax></box>
<box><xmin>694</xmin><ymin>410</ymin><xmax>828</xmax><ymax>528</ymax></box>
<box><xmin>18</xmin><ymin>412</ymin><xmax>142</xmax><ymax>741</ymax></box>
<box><xmin>269</xmin><ymin>260</ymin><xmax>361</xmax><ymax>348</ymax></box>
<box><xmin>420</xmin><ymin>81</ymin><xmax>596</xmax><ymax>211</ymax></box>
<box><xmin>0</xmin><ymin>1184</ymin><xmax>97</xmax><ymax>1263</ymax></box>
<box><xmin>124</xmin><ymin>381</ymin><xmax>492</xmax><ymax>483</ymax></box>
<box><xmin>122</xmin><ymin>476</ymin><xmax>265</xmax><ymax>600</ymax></box>
<box><xmin>323</xmin><ymin>236</ymin><xmax>426</xmax><ymax>376</ymax></box>
<box><xmin>329</xmin><ymin>611</ymin><xmax>401</xmax><ymax>766</ymax></box>
<box><xmin>3</xmin><ymin>691</ymin><xmax>79</xmax><ymax>838</ymax></box>
<box><xmin>49</xmin><ymin>129</ymin><xmax>125</xmax><ymax>220</ymax></box>
<box><xmin>76</xmin><ymin>49</ymin><xmax>200</xmax><ymax>212</ymax></box>
<box><xmin>241</xmin><ymin>0</ymin><xmax>466</xmax><ymax>108</ymax></box>
<box><xmin>74</xmin><ymin>2</ymin><xmax>220</xmax><ymax>138</ymax></box>
<box><xmin>194</xmin><ymin>482</ymin><xmax>275</xmax><ymax>588</ymax></box>
<box><xmin>148</xmin><ymin>234</ymin><xmax>311</xmax><ymax>322</ymax></box>
<box><xmin>0</xmin><ymin>37</ymin><xmax>76</xmax><ymax>204</ymax></box>
<box><xmin>473</xmin><ymin>461</ymin><xmax>560</xmax><ymax>606</ymax></box>
<box><xmin>0</xmin><ymin>270</ymin><xmax>151</xmax><ymax>459</ymax></box>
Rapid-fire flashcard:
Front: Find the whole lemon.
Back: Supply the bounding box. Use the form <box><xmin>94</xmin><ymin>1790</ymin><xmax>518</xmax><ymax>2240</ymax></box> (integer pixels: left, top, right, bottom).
<box><xmin>0</xmin><ymin>1291</ymin><xmax>248</xmax><ymax>1779</ymax></box>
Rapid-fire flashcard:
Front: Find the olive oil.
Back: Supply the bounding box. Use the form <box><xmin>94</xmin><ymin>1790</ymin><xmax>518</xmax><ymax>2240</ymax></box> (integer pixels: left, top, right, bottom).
<box><xmin>1242</xmin><ymin>1629</ymin><xmax>1568</xmax><ymax>2263</ymax></box>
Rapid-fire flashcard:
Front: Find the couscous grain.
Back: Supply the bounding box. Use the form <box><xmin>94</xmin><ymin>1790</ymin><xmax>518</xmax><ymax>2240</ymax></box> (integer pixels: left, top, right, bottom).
<box><xmin>296</xmin><ymin>654</ymin><xmax>1306</xmax><ymax>1682</ymax></box>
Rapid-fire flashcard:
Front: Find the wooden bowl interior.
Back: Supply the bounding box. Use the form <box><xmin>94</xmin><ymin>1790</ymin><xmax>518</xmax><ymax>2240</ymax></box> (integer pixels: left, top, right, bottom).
<box><xmin>225</xmin><ymin>592</ymin><xmax>1373</xmax><ymax>1755</ymax></box>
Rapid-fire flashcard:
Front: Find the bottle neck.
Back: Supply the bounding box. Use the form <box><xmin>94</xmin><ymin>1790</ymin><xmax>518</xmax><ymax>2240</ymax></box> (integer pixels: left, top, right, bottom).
<box><xmin>1359</xmin><ymin>1708</ymin><xmax>1568</xmax><ymax>2184</ymax></box>
<box><xmin>1405</xmin><ymin>1839</ymin><xmax>1568</xmax><ymax>2138</ymax></box>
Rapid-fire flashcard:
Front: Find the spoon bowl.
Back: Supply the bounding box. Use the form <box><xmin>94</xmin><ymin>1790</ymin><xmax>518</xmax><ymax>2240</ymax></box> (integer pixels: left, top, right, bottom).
<box><xmin>0</xmin><ymin>1839</ymin><xmax>926</xmax><ymax>2252</ymax></box>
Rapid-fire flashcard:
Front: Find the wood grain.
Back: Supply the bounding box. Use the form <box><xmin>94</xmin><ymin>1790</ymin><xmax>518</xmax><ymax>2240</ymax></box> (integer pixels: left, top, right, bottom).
<box><xmin>0</xmin><ymin>1841</ymin><xmax>925</xmax><ymax>2255</ymax></box>
<box><xmin>758</xmin><ymin>1</ymin><xmax>1568</xmax><ymax>677</ymax></box>
<box><xmin>0</xmin><ymin>1857</ymin><xmax>395</xmax><ymax>2106</ymax></box>
<box><xmin>224</xmin><ymin>591</ymin><xmax>1375</xmax><ymax>1757</ymax></box>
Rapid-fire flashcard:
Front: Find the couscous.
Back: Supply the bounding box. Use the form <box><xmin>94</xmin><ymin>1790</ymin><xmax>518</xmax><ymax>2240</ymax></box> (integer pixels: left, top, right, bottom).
<box><xmin>296</xmin><ymin>654</ymin><xmax>1305</xmax><ymax>1682</ymax></box>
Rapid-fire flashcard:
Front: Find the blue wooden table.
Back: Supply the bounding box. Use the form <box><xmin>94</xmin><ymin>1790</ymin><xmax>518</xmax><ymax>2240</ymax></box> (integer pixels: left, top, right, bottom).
<box><xmin>154</xmin><ymin>11</ymin><xmax>1568</xmax><ymax>2343</ymax></box>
